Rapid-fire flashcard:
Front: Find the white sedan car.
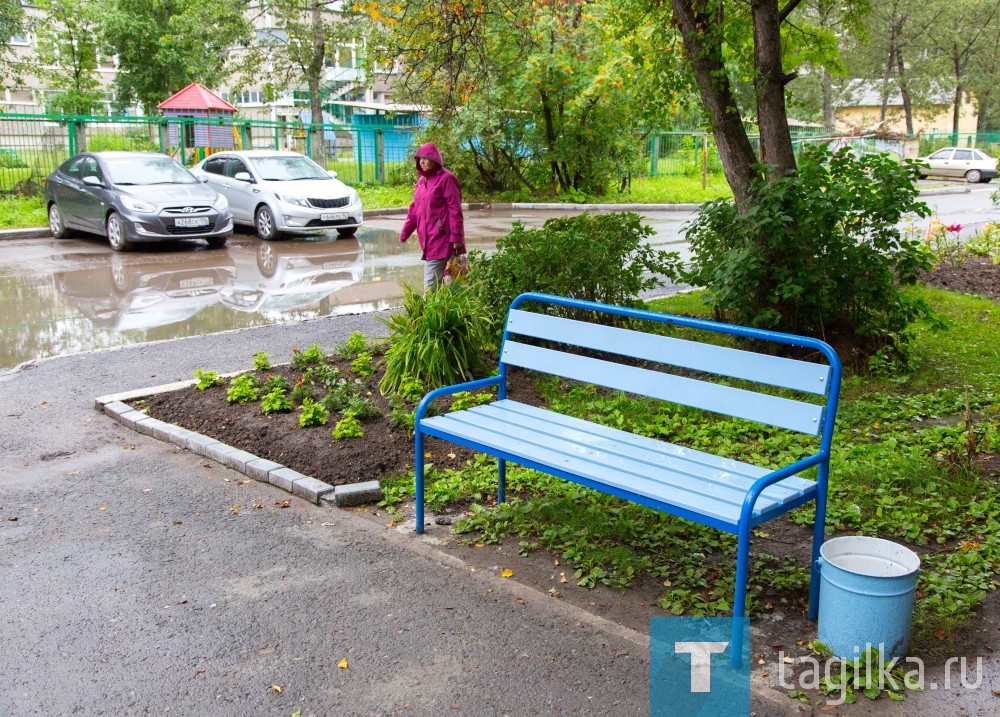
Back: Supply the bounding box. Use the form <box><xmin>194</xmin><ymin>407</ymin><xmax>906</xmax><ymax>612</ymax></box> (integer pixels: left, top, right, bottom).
<box><xmin>916</xmin><ymin>147</ymin><xmax>997</xmax><ymax>184</ymax></box>
<box><xmin>192</xmin><ymin>150</ymin><xmax>363</xmax><ymax>240</ymax></box>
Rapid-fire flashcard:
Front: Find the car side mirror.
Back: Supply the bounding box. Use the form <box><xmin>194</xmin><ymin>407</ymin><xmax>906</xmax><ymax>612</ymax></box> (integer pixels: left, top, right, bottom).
<box><xmin>199</xmin><ymin>175</ymin><xmax>209</xmax><ymax>183</ymax></box>
<box><xmin>327</xmin><ymin>169</ymin><xmax>338</xmax><ymax>179</ymax></box>
<box><xmin>82</xmin><ymin>175</ymin><xmax>103</xmax><ymax>187</ymax></box>
<box><xmin>234</xmin><ymin>172</ymin><xmax>253</xmax><ymax>182</ymax></box>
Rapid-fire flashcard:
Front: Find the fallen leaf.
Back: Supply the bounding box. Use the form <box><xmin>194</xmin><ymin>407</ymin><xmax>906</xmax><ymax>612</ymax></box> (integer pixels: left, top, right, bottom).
<box><xmin>338</xmin><ymin>658</ymin><xmax>348</xmax><ymax>669</ymax></box>
<box><xmin>760</xmin><ymin>672</ymin><xmax>768</xmax><ymax>678</ymax></box>
<box><xmin>230</xmin><ymin>504</ymin><xmax>240</xmax><ymax>515</ymax></box>
<box><xmin>270</xmin><ymin>685</ymin><xmax>282</xmax><ymax>693</ymax></box>
<box><xmin>67</xmin><ymin>470</ymin><xmax>80</xmax><ymax>476</ymax></box>
<box><xmin>276</xmin><ymin>499</ymin><xmax>291</xmax><ymax>508</ymax></box>
<box><xmin>6</xmin><ymin>517</ymin><xmax>17</xmax><ymax>522</ymax></box>
<box><xmin>559</xmin><ymin>572</ymin><xmax>568</xmax><ymax>584</ymax></box>
<box><xmin>447</xmin><ymin>452</ymin><xmax>456</xmax><ymax>459</ymax></box>
<box><xmin>758</xmin><ymin>658</ymin><xmax>765</xmax><ymax>665</ymax></box>
<box><xmin>172</xmin><ymin>520</ymin><xmax>183</xmax><ymax>525</ymax></box>
<box><xmin>259</xmin><ymin>648</ymin><xmax>272</xmax><ymax>655</ymax></box>
<box><xmin>98</xmin><ymin>506</ymin><xmax>106</xmax><ymax>511</ymax></box>
<box><xmin>515</xmin><ymin>598</ymin><xmax>525</xmax><ymax>605</ymax></box>
<box><xmin>177</xmin><ymin>599</ymin><xmax>188</xmax><ymax>605</ymax></box>
<box><xmin>783</xmin><ymin>656</ymin><xmax>794</xmax><ymax>664</ymax></box>
<box><xmin>548</xmin><ymin>588</ymin><xmax>562</xmax><ymax>597</ymax></box>
<box><xmin>475</xmin><ymin>541</ymin><xmax>485</xmax><ymax>548</ymax></box>
<box><xmin>501</xmin><ymin>569</ymin><xmax>514</xmax><ymax>578</ymax></box>
<box><xmin>195</xmin><ymin>669</ymin><xmax>205</xmax><ymax>675</ymax></box>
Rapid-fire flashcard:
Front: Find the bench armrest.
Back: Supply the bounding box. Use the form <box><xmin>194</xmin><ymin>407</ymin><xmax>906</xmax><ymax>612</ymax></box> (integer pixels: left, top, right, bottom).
<box><xmin>415</xmin><ymin>375</ymin><xmax>503</xmax><ymax>421</ymax></box>
<box><xmin>741</xmin><ymin>452</ymin><xmax>827</xmax><ymax>523</ymax></box>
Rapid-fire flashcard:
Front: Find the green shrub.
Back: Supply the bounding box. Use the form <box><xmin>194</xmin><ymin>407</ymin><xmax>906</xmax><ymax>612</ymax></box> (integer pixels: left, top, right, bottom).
<box><xmin>261</xmin><ymin>374</ymin><xmax>290</xmax><ymax>393</ymax></box>
<box><xmin>192</xmin><ymin>369</ymin><xmax>223</xmax><ymax>390</ymax></box>
<box><xmin>351</xmin><ymin>351</ymin><xmax>376</xmax><ymax>378</ymax></box>
<box><xmin>253</xmin><ymin>351</ymin><xmax>272</xmax><ymax>371</ymax></box>
<box><xmin>378</xmin><ymin>284</ymin><xmax>492</xmax><ymax>395</ymax></box>
<box><xmin>298</xmin><ymin>398</ymin><xmax>329</xmax><ymax>427</ymax></box>
<box><xmin>290</xmin><ymin>343</ymin><xmax>325</xmax><ymax>370</ymax></box>
<box><xmin>0</xmin><ymin>149</ymin><xmax>27</xmax><ymax>169</ymax></box>
<box><xmin>226</xmin><ymin>373</ymin><xmax>259</xmax><ymax>404</ymax></box>
<box><xmin>680</xmin><ymin>146</ymin><xmax>934</xmax><ymax>361</ymax></box>
<box><xmin>469</xmin><ymin>212</ymin><xmax>680</xmax><ymax>332</ymax></box>
<box><xmin>337</xmin><ymin>331</ymin><xmax>369</xmax><ymax>357</ymax></box>
<box><xmin>86</xmin><ymin>130</ymin><xmax>155</xmax><ymax>152</ymax></box>
<box><xmin>332</xmin><ymin>413</ymin><xmax>364</xmax><ymax>440</ymax></box>
<box><xmin>261</xmin><ymin>387</ymin><xmax>293</xmax><ymax>415</ymax></box>
<box><xmin>322</xmin><ymin>378</ymin><xmax>366</xmax><ymax>413</ymax></box>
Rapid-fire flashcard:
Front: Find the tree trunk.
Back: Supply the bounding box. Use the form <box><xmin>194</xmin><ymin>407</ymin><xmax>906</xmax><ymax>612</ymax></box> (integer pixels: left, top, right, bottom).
<box><xmin>822</xmin><ymin>67</ymin><xmax>834</xmax><ymax>132</ymax></box>
<box><xmin>671</xmin><ymin>0</ymin><xmax>759</xmax><ymax>206</ymax></box>
<box><xmin>895</xmin><ymin>53</ymin><xmax>914</xmax><ymax>135</ymax></box>
<box><xmin>952</xmin><ymin>84</ymin><xmax>964</xmax><ymax>144</ymax></box>
<box><xmin>751</xmin><ymin>0</ymin><xmax>796</xmax><ymax>176</ymax></box>
<box><xmin>308</xmin><ymin>2</ymin><xmax>326</xmax><ymax>163</ymax></box>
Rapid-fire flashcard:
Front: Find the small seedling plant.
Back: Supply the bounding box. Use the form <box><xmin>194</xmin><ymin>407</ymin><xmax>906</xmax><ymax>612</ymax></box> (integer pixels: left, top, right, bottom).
<box><xmin>193</xmin><ymin>369</ymin><xmax>223</xmax><ymax>390</ymax></box>
<box><xmin>227</xmin><ymin>373</ymin><xmax>259</xmax><ymax>404</ymax></box>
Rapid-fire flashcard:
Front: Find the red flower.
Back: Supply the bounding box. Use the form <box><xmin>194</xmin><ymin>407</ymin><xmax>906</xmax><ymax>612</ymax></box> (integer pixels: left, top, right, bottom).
<box><xmin>945</xmin><ymin>224</ymin><xmax>963</xmax><ymax>233</ymax></box>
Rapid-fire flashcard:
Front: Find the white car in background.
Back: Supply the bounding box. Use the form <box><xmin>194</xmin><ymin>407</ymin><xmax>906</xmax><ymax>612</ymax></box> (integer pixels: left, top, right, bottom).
<box><xmin>192</xmin><ymin>150</ymin><xmax>363</xmax><ymax>240</ymax></box>
<box><xmin>916</xmin><ymin>147</ymin><xmax>997</xmax><ymax>183</ymax></box>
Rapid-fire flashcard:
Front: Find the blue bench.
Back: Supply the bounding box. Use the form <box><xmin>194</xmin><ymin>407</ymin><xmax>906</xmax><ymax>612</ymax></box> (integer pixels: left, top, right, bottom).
<box><xmin>414</xmin><ymin>292</ymin><xmax>842</xmax><ymax>665</ymax></box>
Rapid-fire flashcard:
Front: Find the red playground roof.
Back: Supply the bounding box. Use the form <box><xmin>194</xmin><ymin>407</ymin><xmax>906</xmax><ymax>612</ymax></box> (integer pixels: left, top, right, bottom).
<box><xmin>157</xmin><ymin>82</ymin><xmax>237</xmax><ymax>112</ymax></box>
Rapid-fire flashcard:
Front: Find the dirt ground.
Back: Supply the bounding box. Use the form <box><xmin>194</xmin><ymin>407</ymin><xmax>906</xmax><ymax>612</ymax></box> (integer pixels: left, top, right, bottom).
<box><xmin>136</xmin><ymin>258</ymin><xmax>1000</xmax><ymax>668</ymax></box>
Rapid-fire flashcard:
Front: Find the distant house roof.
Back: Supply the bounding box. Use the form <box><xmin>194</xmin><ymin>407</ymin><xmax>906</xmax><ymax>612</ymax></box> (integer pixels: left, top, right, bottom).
<box><xmin>329</xmin><ymin>100</ymin><xmax>430</xmax><ymax>114</ymax></box>
<box><xmin>839</xmin><ymin>80</ymin><xmax>954</xmax><ymax>108</ymax></box>
<box><xmin>157</xmin><ymin>82</ymin><xmax>237</xmax><ymax>113</ymax></box>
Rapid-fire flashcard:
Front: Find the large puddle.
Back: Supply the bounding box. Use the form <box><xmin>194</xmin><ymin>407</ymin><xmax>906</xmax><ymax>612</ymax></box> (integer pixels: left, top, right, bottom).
<box><xmin>0</xmin><ymin>209</ymin><xmax>694</xmax><ymax>371</ymax></box>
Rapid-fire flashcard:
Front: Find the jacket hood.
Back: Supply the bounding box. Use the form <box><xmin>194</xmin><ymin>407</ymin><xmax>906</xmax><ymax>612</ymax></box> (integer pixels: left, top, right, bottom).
<box><xmin>414</xmin><ymin>142</ymin><xmax>445</xmax><ymax>177</ymax></box>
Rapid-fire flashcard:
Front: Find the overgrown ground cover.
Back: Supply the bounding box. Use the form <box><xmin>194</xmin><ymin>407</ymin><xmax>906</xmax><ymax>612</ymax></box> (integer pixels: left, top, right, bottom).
<box><xmin>377</xmin><ymin>284</ymin><xmax>1000</xmax><ymax>649</ymax></box>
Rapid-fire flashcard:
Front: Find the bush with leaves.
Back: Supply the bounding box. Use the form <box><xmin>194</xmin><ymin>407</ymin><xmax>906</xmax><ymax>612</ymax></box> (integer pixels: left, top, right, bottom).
<box><xmin>469</xmin><ymin>212</ymin><xmax>680</xmax><ymax>333</ymax></box>
<box><xmin>227</xmin><ymin>373</ymin><xmax>259</xmax><ymax>405</ymax></box>
<box><xmin>680</xmin><ymin>146</ymin><xmax>934</xmax><ymax>360</ymax></box>
<box><xmin>379</xmin><ymin>284</ymin><xmax>492</xmax><ymax>395</ymax></box>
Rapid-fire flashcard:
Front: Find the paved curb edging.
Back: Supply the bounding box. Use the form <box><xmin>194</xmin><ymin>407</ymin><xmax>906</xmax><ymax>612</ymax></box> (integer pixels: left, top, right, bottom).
<box><xmin>94</xmin><ymin>380</ymin><xmax>382</xmax><ymax>508</ymax></box>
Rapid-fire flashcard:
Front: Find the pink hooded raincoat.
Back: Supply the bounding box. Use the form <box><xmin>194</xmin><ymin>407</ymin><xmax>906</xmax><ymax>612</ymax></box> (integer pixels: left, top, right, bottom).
<box><xmin>399</xmin><ymin>143</ymin><xmax>465</xmax><ymax>261</ymax></box>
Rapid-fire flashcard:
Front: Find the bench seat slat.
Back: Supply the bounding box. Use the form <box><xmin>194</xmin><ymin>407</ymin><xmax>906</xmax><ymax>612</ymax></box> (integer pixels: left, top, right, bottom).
<box><xmin>501</xmin><ymin>341</ymin><xmax>825</xmax><ymax>435</ymax></box>
<box><xmin>507</xmin><ymin>309</ymin><xmax>832</xmax><ymax>395</ymax></box>
<box><xmin>421</xmin><ymin>402</ymin><xmax>817</xmax><ymax>526</ymax></box>
<box><xmin>481</xmin><ymin>401</ymin><xmax>814</xmax><ymax>503</ymax></box>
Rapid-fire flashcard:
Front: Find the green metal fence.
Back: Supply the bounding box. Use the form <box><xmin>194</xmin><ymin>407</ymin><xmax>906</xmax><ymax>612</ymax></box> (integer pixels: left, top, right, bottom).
<box><xmin>0</xmin><ymin>112</ymin><xmax>422</xmax><ymax>193</ymax></box>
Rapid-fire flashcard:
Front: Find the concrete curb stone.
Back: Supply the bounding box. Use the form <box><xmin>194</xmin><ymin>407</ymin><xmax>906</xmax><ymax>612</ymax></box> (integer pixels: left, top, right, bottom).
<box><xmin>94</xmin><ymin>387</ymin><xmax>358</xmax><ymax>508</ymax></box>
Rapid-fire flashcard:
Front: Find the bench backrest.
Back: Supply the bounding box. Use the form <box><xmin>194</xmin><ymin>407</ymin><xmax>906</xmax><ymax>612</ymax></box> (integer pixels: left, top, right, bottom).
<box><xmin>500</xmin><ymin>293</ymin><xmax>842</xmax><ymax>439</ymax></box>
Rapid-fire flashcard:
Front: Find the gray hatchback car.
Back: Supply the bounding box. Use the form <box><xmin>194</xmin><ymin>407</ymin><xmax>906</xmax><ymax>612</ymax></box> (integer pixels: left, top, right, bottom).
<box><xmin>44</xmin><ymin>151</ymin><xmax>233</xmax><ymax>251</ymax></box>
<box><xmin>191</xmin><ymin>150</ymin><xmax>363</xmax><ymax>240</ymax></box>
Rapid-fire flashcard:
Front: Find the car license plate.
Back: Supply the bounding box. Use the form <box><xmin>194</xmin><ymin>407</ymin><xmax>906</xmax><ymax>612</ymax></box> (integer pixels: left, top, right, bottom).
<box><xmin>321</xmin><ymin>212</ymin><xmax>348</xmax><ymax>221</ymax></box>
<box><xmin>180</xmin><ymin>277</ymin><xmax>213</xmax><ymax>289</ymax></box>
<box><xmin>175</xmin><ymin>217</ymin><xmax>209</xmax><ymax>228</ymax></box>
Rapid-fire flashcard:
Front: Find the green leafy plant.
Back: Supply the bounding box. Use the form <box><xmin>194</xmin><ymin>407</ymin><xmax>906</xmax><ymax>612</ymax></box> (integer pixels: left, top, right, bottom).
<box><xmin>379</xmin><ymin>283</ymin><xmax>492</xmax><ymax>394</ymax></box>
<box><xmin>966</xmin><ymin>222</ymin><xmax>1000</xmax><ymax>264</ymax></box>
<box><xmin>809</xmin><ymin>641</ymin><xmax>920</xmax><ymax>703</ymax></box>
<box><xmin>351</xmin><ymin>351</ymin><xmax>376</xmax><ymax>378</ymax></box>
<box><xmin>289</xmin><ymin>379</ymin><xmax>315</xmax><ymax>406</ymax></box>
<box><xmin>298</xmin><ymin>398</ymin><xmax>329</xmax><ymax>428</ymax></box>
<box><xmin>261</xmin><ymin>374</ymin><xmax>291</xmax><ymax>393</ymax></box>
<box><xmin>192</xmin><ymin>369</ymin><xmax>223</xmax><ymax>390</ymax></box>
<box><xmin>332</xmin><ymin>413</ymin><xmax>364</xmax><ymax>440</ymax></box>
<box><xmin>337</xmin><ymin>331</ymin><xmax>369</xmax><ymax>357</ymax></box>
<box><xmin>449</xmin><ymin>390</ymin><xmax>494</xmax><ymax>412</ymax></box>
<box><xmin>470</xmin><ymin>212</ymin><xmax>681</xmax><ymax>334</ymax></box>
<box><xmin>253</xmin><ymin>351</ymin><xmax>272</xmax><ymax>371</ymax></box>
<box><xmin>261</xmin><ymin>387</ymin><xmax>293</xmax><ymax>415</ymax></box>
<box><xmin>226</xmin><ymin>373</ymin><xmax>259</xmax><ymax>404</ymax></box>
<box><xmin>322</xmin><ymin>378</ymin><xmax>366</xmax><ymax>413</ymax></box>
<box><xmin>681</xmin><ymin>146</ymin><xmax>933</xmax><ymax>362</ymax></box>
<box><xmin>290</xmin><ymin>343</ymin><xmax>325</xmax><ymax>370</ymax></box>
<box><xmin>395</xmin><ymin>374</ymin><xmax>427</xmax><ymax>403</ymax></box>
<box><xmin>389</xmin><ymin>398</ymin><xmax>416</xmax><ymax>434</ymax></box>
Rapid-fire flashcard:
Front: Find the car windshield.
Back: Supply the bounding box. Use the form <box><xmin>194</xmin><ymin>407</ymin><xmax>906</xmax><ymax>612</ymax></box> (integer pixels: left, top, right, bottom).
<box><xmin>250</xmin><ymin>155</ymin><xmax>330</xmax><ymax>181</ymax></box>
<box><xmin>104</xmin><ymin>156</ymin><xmax>198</xmax><ymax>185</ymax></box>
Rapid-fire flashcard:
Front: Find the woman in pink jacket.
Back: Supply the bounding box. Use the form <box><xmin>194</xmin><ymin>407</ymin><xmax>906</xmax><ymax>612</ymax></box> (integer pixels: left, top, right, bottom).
<box><xmin>399</xmin><ymin>143</ymin><xmax>466</xmax><ymax>290</ymax></box>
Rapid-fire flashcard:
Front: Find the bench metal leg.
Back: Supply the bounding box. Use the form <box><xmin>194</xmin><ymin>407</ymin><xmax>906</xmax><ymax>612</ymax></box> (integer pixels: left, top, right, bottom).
<box><xmin>415</xmin><ymin>430</ymin><xmax>425</xmax><ymax>535</ymax></box>
<box><xmin>497</xmin><ymin>458</ymin><xmax>506</xmax><ymax>504</ymax></box>
<box><xmin>731</xmin><ymin>524</ymin><xmax>751</xmax><ymax>667</ymax></box>
<box><xmin>808</xmin><ymin>464</ymin><xmax>830</xmax><ymax>621</ymax></box>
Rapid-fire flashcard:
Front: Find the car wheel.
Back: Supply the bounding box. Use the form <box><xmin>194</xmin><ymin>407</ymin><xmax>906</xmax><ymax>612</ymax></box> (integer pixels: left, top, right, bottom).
<box><xmin>206</xmin><ymin>235</ymin><xmax>228</xmax><ymax>249</ymax></box>
<box><xmin>255</xmin><ymin>205</ymin><xmax>282</xmax><ymax>241</ymax></box>
<box><xmin>106</xmin><ymin>211</ymin><xmax>133</xmax><ymax>252</ymax></box>
<box><xmin>336</xmin><ymin>227</ymin><xmax>358</xmax><ymax>239</ymax></box>
<box><xmin>965</xmin><ymin>169</ymin><xmax>984</xmax><ymax>183</ymax></box>
<box><xmin>48</xmin><ymin>202</ymin><xmax>72</xmax><ymax>239</ymax></box>
<box><xmin>110</xmin><ymin>254</ymin><xmax>130</xmax><ymax>293</ymax></box>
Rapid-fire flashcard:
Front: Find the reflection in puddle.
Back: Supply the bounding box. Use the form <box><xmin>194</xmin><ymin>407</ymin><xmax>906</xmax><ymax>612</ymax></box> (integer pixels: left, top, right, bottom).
<box><xmin>0</xmin><ymin>227</ymin><xmax>423</xmax><ymax>371</ymax></box>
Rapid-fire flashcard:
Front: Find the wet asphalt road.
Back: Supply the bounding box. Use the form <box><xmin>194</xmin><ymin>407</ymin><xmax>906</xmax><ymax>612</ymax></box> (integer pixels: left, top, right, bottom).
<box><xmin>0</xmin><ymin>316</ymin><xmax>657</xmax><ymax>716</ymax></box>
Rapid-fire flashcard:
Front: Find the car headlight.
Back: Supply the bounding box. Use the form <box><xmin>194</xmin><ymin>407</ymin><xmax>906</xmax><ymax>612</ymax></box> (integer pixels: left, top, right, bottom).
<box><xmin>120</xmin><ymin>195</ymin><xmax>156</xmax><ymax>213</ymax></box>
<box><xmin>276</xmin><ymin>194</ymin><xmax>310</xmax><ymax>208</ymax></box>
<box><xmin>213</xmin><ymin>193</ymin><xmax>229</xmax><ymax>210</ymax></box>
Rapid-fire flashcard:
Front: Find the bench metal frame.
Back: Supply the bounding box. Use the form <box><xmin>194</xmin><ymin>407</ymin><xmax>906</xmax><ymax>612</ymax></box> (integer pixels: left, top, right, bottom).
<box><xmin>414</xmin><ymin>292</ymin><xmax>842</xmax><ymax>665</ymax></box>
